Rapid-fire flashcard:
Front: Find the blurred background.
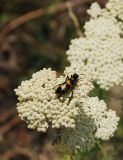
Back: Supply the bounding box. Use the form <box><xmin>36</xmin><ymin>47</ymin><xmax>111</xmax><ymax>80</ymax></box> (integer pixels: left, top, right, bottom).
<box><xmin>0</xmin><ymin>0</ymin><xmax>123</xmax><ymax>160</ymax></box>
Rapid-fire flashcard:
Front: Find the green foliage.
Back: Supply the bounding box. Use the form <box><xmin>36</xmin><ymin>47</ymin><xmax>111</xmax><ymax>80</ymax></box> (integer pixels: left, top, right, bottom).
<box><xmin>89</xmin><ymin>83</ymin><xmax>109</xmax><ymax>101</ymax></box>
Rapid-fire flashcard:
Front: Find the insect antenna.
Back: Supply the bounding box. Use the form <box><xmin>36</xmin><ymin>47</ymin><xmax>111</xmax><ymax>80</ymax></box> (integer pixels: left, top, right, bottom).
<box><xmin>74</xmin><ymin>68</ymin><xmax>77</xmax><ymax>74</ymax></box>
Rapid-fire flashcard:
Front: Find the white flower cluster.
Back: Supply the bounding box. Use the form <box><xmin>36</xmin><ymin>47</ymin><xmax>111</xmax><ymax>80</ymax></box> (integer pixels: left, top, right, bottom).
<box><xmin>87</xmin><ymin>0</ymin><xmax>123</xmax><ymax>22</ymax></box>
<box><xmin>66</xmin><ymin>0</ymin><xmax>123</xmax><ymax>90</ymax></box>
<box><xmin>106</xmin><ymin>0</ymin><xmax>123</xmax><ymax>21</ymax></box>
<box><xmin>15</xmin><ymin>67</ymin><xmax>93</xmax><ymax>132</ymax></box>
<box><xmin>62</xmin><ymin>97</ymin><xmax>119</xmax><ymax>152</ymax></box>
<box><xmin>67</xmin><ymin>37</ymin><xmax>123</xmax><ymax>90</ymax></box>
<box><xmin>15</xmin><ymin>65</ymin><xmax>119</xmax><ymax>151</ymax></box>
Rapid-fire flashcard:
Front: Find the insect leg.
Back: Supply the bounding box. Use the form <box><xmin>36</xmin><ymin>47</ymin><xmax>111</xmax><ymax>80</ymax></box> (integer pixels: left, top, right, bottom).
<box><xmin>67</xmin><ymin>90</ymin><xmax>73</xmax><ymax>105</ymax></box>
<box><xmin>52</xmin><ymin>135</ymin><xmax>61</xmax><ymax>145</ymax></box>
<box><xmin>65</xmin><ymin>75</ymin><xmax>70</xmax><ymax>81</ymax></box>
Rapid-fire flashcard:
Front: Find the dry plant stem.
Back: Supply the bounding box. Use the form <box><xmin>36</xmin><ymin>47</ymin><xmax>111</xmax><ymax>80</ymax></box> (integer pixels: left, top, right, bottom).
<box><xmin>0</xmin><ymin>116</ymin><xmax>20</xmax><ymax>136</ymax></box>
<box><xmin>0</xmin><ymin>108</ymin><xmax>16</xmax><ymax>122</ymax></box>
<box><xmin>70</xmin><ymin>150</ymin><xmax>75</xmax><ymax>160</ymax></box>
<box><xmin>0</xmin><ymin>0</ymin><xmax>92</xmax><ymax>37</ymax></box>
<box><xmin>66</xmin><ymin>2</ymin><xmax>83</xmax><ymax>37</ymax></box>
<box><xmin>2</xmin><ymin>147</ymin><xmax>38</xmax><ymax>160</ymax></box>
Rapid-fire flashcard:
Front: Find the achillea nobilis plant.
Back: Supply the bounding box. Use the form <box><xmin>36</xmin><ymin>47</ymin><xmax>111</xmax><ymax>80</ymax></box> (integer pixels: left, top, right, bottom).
<box><xmin>15</xmin><ymin>0</ymin><xmax>121</xmax><ymax>152</ymax></box>
<box><xmin>15</xmin><ymin>66</ymin><xmax>119</xmax><ymax>152</ymax></box>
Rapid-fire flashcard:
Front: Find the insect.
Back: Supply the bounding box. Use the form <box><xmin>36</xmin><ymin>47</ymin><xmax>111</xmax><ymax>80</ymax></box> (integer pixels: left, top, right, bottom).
<box><xmin>54</xmin><ymin>71</ymin><xmax>79</xmax><ymax>103</ymax></box>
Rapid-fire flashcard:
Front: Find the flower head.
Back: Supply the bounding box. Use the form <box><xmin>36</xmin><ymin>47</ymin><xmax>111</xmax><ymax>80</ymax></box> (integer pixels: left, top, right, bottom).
<box><xmin>67</xmin><ymin>36</ymin><xmax>123</xmax><ymax>90</ymax></box>
<box><xmin>61</xmin><ymin>97</ymin><xmax>119</xmax><ymax>151</ymax></box>
<box><xmin>66</xmin><ymin>0</ymin><xmax>123</xmax><ymax>90</ymax></box>
<box><xmin>15</xmin><ymin>67</ymin><xmax>93</xmax><ymax>132</ymax></box>
<box><xmin>15</xmin><ymin>67</ymin><xmax>119</xmax><ymax>152</ymax></box>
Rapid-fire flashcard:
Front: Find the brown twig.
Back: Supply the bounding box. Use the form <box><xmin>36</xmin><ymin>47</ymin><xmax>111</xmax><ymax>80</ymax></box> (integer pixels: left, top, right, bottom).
<box><xmin>66</xmin><ymin>2</ymin><xmax>83</xmax><ymax>37</ymax></box>
<box><xmin>2</xmin><ymin>147</ymin><xmax>38</xmax><ymax>160</ymax></box>
<box><xmin>70</xmin><ymin>150</ymin><xmax>75</xmax><ymax>160</ymax></box>
<box><xmin>0</xmin><ymin>116</ymin><xmax>20</xmax><ymax>136</ymax></box>
<box><xmin>0</xmin><ymin>0</ymin><xmax>92</xmax><ymax>37</ymax></box>
<box><xmin>0</xmin><ymin>108</ymin><xmax>16</xmax><ymax>122</ymax></box>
